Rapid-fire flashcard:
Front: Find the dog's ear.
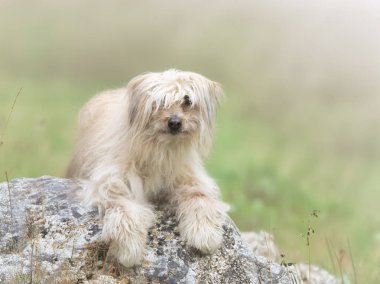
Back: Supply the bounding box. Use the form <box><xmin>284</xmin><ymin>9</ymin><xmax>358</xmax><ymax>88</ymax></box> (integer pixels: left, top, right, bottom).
<box><xmin>209</xmin><ymin>81</ymin><xmax>224</xmax><ymax>106</ymax></box>
<box><xmin>129</xmin><ymin>102</ymin><xmax>138</xmax><ymax>126</ymax></box>
<box><xmin>204</xmin><ymin>80</ymin><xmax>223</xmax><ymax>127</ymax></box>
<box><xmin>198</xmin><ymin>80</ymin><xmax>224</xmax><ymax>159</ymax></box>
<box><xmin>127</xmin><ymin>74</ymin><xmax>149</xmax><ymax>127</ymax></box>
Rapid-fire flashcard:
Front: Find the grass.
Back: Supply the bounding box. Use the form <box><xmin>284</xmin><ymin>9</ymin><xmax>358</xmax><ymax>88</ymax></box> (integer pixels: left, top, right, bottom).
<box><xmin>210</xmin><ymin>100</ymin><xmax>380</xmax><ymax>282</ymax></box>
<box><xmin>1</xmin><ymin>1</ymin><xmax>380</xmax><ymax>282</ymax></box>
<box><xmin>1</xmin><ymin>77</ymin><xmax>379</xmax><ymax>283</ymax></box>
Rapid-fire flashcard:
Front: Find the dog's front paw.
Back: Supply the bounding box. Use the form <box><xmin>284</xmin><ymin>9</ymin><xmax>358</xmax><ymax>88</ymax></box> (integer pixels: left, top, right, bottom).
<box><xmin>179</xmin><ymin>219</ymin><xmax>224</xmax><ymax>254</ymax></box>
<box><xmin>177</xmin><ymin>198</ymin><xmax>227</xmax><ymax>254</ymax></box>
<box><xmin>107</xmin><ymin>237</ymin><xmax>145</xmax><ymax>267</ymax></box>
<box><xmin>102</xmin><ymin>206</ymin><xmax>154</xmax><ymax>267</ymax></box>
<box><xmin>109</xmin><ymin>237</ymin><xmax>146</xmax><ymax>267</ymax></box>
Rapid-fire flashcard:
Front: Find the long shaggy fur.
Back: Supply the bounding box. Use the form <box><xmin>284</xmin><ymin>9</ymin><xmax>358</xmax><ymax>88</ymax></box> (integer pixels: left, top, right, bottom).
<box><xmin>66</xmin><ymin>69</ymin><xmax>229</xmax><ymax>267</ymax></box>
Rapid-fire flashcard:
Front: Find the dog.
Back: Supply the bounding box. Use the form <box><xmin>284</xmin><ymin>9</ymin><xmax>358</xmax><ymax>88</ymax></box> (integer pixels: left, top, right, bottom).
<box><xmin>66</xmin><ymin>69</ymin><xmax>229</xmax><ymax>267</ymax></box>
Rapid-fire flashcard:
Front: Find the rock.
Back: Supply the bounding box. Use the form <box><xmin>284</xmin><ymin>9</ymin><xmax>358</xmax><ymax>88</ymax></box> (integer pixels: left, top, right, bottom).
<box><xmin>0</xmin><ymin>176</ymin><xmax>296</xmax><ymax>283</ymax></box>
<box><xmin>241</xmin><ymin>231</ymin><xmax>279</xmax><ymax>262</ymax></box>
<box><xmin>291</xmin><ymin>263</ymin><xmax>338</xmax><ymax>284</ymax></box>
<box><xmin>242</xmin><ymin>232</ymin><xmax>337</xmax><ymax>284</ymax></box>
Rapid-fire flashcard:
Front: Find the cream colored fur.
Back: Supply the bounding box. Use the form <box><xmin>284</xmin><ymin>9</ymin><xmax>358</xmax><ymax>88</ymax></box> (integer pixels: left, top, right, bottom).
<box><xmin>66</xmin><ymin>69</ymin><xmax>229</xmax><ymax>267</ymax></box>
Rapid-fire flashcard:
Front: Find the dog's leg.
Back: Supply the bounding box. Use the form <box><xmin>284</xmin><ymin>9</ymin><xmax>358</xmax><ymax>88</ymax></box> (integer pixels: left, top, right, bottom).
<box><xmin>174</xmin><ymin>185</ymin><xmax>229</xmax><ymax>254</ymax></box>
<box><xmin>80</xmin><ymin>172</ymin><xmax>154</xmax><ymax>267</ymax></box>
<box><xmin>102</xmin><ymin>200</ymin><xmax>155</xmax><ymax>267</ymax></box>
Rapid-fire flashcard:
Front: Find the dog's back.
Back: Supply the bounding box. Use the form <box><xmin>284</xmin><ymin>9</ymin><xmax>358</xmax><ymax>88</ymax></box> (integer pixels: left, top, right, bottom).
<box><xmin>66</xmin><ymin>88</ymin><xmax>128</xmax><ymax>179</ymax></box>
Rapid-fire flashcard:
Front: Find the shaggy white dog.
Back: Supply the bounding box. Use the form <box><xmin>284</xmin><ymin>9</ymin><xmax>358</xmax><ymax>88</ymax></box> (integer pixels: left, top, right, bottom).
<box><xmin>66</xmin><ymin>69</ymin><xmax>229</xmax><ymax>267</ymax></box>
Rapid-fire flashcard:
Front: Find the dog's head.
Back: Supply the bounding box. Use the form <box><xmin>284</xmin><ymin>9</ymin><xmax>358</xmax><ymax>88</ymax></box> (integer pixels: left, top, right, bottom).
<box><xmin>126</xmin><ymin>69</ymin><xmax>223</xmax><ymax>158</ymax></box>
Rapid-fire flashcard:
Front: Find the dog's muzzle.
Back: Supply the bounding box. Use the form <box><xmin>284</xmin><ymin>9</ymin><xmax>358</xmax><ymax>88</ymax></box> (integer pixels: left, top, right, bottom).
<box><xmin>168</xmin><ymin>115</ymin><xmax>182</xmax><ymax>135</ymax></box>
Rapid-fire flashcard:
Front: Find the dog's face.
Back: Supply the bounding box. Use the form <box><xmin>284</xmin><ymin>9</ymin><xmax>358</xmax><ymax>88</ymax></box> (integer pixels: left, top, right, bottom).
<box><xmin>126</xmin><ymin>70</ymin><xmax>222</xmax><ymax>158</ymax></box>
<box><xmin>149</xmin><ymin>94</ymin><xmax>199</xmax><ymax>137</ymax></box>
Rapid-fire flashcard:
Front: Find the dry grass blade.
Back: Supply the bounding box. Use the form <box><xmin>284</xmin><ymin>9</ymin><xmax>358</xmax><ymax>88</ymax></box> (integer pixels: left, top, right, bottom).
<box><xmin>325</xmin><ymin>237</ymin><xmax>338</xmax><ymax>276</ymax></box>
<box><xmin>0</xmin><ymin>87</ymin><xmax>22</xmax><ymax>146</ymax></box>
<box><xmin>347</xmin><ymin>237</ymin><xmax>357</xmax><ymax>284</ymax></box>
<box><xmin>5</xmin><ymin>171</ymin><xmax>13</xmax><ymax>221</ymax></box>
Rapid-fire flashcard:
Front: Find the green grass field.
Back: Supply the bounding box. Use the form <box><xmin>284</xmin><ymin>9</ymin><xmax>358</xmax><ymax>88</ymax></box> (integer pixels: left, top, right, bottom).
<box><xmin>1</xmin><ymin>1</ymin><xmax>380</xmax><ymax>282</ymax></box>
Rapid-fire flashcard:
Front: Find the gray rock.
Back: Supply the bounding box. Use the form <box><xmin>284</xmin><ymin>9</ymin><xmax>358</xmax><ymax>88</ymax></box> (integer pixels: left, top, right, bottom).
<box><xmin>241</xmin><ymin>233</ymin><xmax>338</xmax><ymax>284</ymax></box>
<box><xmin>0</xmin><ymin>176</ymin><xmax>294</xmax><ymax>283</ymax></box>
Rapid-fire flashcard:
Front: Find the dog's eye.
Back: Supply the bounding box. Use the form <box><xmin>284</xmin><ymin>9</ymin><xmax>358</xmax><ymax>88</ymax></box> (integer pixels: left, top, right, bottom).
<box><xmin>183</xmin><ymin>95</ymin><xmax>192</xmax><ymax>107</ymax></box>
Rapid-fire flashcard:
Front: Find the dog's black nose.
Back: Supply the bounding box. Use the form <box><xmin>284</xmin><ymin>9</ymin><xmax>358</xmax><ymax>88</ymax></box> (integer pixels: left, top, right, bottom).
<box><xmin>168</xmin><ymin>115</ymin><xmax>182</xmax><ymax>133</ymax></box>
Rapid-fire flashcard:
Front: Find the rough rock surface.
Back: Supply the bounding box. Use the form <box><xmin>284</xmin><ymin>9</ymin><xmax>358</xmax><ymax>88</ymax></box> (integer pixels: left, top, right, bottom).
<box><xmin>0</xmin><ymin>176</ymin><xmax>298</xmax><ymax>283</ymax></box>
<box><xmin>241</xmin><ymin>232</ymin><xmax>337</xmax><ymax>284</ymax></box>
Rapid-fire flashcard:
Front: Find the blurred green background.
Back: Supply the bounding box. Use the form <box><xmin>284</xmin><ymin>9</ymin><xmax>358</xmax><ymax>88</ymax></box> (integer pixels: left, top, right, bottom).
<box><xmin>1</xmin><ymin>0</ymin><xmax>380</xmax><ymax>282</ymax></box>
